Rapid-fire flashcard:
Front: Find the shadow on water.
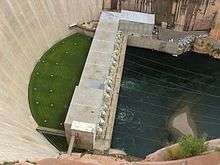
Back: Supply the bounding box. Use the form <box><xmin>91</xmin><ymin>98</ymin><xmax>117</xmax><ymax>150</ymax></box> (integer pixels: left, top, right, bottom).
<box><xmin>111</xmin><ymin>46</ymin><xmax>220</xmax><ymax>158</ymax></box>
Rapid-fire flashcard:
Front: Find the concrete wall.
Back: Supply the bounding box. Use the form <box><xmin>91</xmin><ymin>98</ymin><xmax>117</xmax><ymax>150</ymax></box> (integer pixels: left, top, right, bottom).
<box><xmin>119</xmin><ymin>20</ymin><xmax>154</xmax><ymax>36</ymax></box>
<box><xmin>0</xmin><ymin>0</ymin><xmax>102</xmax><ymax>162</ymax></box>
<box><xmin>128</xmin><ymin>36</ymin><xmax>181</xmax><ymax>55</ymax></box>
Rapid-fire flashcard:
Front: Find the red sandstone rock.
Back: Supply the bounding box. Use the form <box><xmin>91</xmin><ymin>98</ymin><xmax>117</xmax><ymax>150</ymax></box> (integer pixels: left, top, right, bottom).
<box><xmin>33</xmin><ymin>139</ymin><xmax>220</xmax><ymax>165</ymax></box>
<box><xmin>37</xmin><ymin>154</ymin><xmax>129</xmax><ymax>165</ymax></box>
<box><xmin>35</xmin><ymin>152</ymin><xmax>220</xmax><ymax>165</ymax></box>
<box><xmin>138</xmin><ymin>152</ymin><xmax>220</xmax><ymax>165</ymax></box>
<box><xmin>15</xmin><ymin>162</ymin><xmax>34</xmax><ymax>165</ymax></box>
<box><xmin>210</xmin><ymin>1</ymin><xmax>220</xmax><ymax>40</ymax></box>
<box><xmin>145</xmin><ymin>139</ymin><xmax>220</xmax><ymax>162</ymax></box>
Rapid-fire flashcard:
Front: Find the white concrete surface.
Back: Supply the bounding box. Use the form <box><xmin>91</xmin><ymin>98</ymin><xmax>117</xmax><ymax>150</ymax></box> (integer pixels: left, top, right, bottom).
<box><xmin>100</xmin><ymin>10</ymin><xmax>155</xmax><ymax>36</ymax></box>
<box><xmin>120</xmin><ymin>10</ymin><xmax>155</xmax><ymax>24</ymax></box>
<box><xmin>0</xmin><ymin>0</ymin><xmax>102</xmax><ymax>162</ymax></box>
<box><xmin>71</xmin><ymin>121</ymin><xmax>96</xmax><ymax>150</ymax></box>
<box><xmin>65</xmin><ymin>10</ymin><xmax>155</xmax><ymax>151</ymax></box>
<box><xmin>65</xmin><ymin>11</ymin><xmax>119</xmax><ymax>150</ymax></box>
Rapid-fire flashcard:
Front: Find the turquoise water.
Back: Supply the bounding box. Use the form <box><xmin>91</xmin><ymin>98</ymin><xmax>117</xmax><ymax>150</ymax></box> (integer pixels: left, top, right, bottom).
<box><xmin>111</xmin><ymin>47</ymin><xmax>220</xmax><ymax>158</ymax></box>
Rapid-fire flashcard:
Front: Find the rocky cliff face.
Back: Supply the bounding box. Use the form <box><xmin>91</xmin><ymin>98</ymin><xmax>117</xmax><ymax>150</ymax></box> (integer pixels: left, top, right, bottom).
<box><xmin>210</xmin><ymin>1</ymin><xmax>220</xmax><ymax>40</ymax></box>
<box><xmin>210</xmin><ymin>15</ymin><xmax>220</xmax><ymax>40</ymax></box>
<box><xmin>104</xmin><ymin>0</ymin><xmax>219</xmax><ymax>32</ymax></box>
<box><xmin>193</xmin><ymin>37</ymin><xmax>220</xmax><ymax>58</ymax></box>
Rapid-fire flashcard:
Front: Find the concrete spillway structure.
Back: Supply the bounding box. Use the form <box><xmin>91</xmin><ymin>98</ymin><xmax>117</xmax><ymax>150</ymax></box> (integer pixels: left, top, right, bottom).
<box><xmin>64</xmin><ymin>10</ymin><xmax>155</xmax><ymax>152</ymax></box>
<box><xmin>0</xmin><ymin>0</ymin><xmax>102</xmax><ymax>162</ymax></box>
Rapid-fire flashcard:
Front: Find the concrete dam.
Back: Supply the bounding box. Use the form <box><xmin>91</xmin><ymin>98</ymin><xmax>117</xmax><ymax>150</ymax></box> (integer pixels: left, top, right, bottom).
<box><xmin>0</xmin><ymin>0</ymin><xmax>220</xmax><ymax>163</ymax></box>
<box><xmin>0</xmin><ymin>0</ymin><xmax>102</xmax><ymax>162</ymax></box>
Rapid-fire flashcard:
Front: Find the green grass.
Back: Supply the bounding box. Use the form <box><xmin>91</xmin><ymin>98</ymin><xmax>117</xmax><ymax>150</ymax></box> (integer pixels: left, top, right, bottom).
<box><xmin>28</xmin><ymin>33</ymin><xmax>92</xmax><ymax>130</ymax></box>
<box><xmin>178</xmin><ymin>135</ymin><xmax>207</xmax><ymax>158</ymax></box>
<box><xmin>166</xmin><ymin>135</ymin><xmax>208</xmax><ymax>160</ymax></box>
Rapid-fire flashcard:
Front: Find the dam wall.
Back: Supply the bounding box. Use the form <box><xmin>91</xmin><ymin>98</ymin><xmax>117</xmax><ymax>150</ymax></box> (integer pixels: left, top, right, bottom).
<box><xmin>0</xmin><ymin>0</ymin><xmax>102</xmax><ymax>162</ymax></box>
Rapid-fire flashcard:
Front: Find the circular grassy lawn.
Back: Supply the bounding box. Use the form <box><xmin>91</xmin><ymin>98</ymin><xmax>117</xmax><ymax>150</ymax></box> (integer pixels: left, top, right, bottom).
<box><xmin>29</xmin><ymin>33</ymin><xmax>92</xmax><ymax>131</ymax></box>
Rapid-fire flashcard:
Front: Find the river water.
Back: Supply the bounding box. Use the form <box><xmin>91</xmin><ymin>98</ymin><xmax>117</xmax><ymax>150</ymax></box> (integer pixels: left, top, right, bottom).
<box><xmin>111</xmin><ymin>46</ymin><xmax>220</xmax><ymax>158</ymax></box>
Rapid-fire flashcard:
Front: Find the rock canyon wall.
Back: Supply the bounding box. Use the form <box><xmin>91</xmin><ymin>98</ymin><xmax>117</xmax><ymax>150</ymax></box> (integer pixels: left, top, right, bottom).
<box><xmin>104</xmin><ymin>0</ymin><xmax>219</xmax><ymax>32</ymax></box>
<box><xmin>210</xmin><ymin>0</ymin><xmax>220</xmax><ymax>39</ymax></box>
<box><xmin>0</xmin><ymin>0</ymin><xmax>102</xmax><ymax>162</ymax></box>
